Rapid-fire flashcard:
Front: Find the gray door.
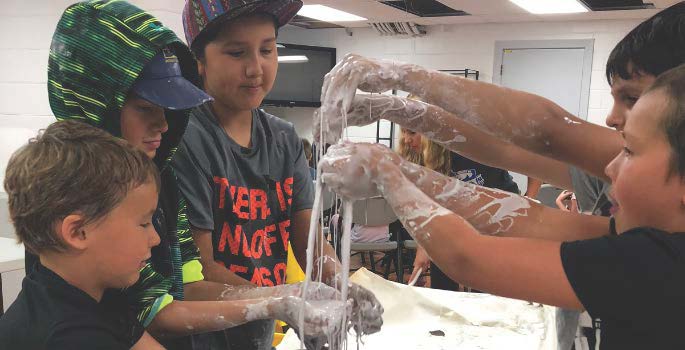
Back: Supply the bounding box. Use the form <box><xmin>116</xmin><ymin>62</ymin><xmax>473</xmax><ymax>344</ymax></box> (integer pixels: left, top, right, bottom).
<box><xmin>501</xmin><ymin>47</ymin><xmax>587</xmax><ymax>117</ymax></box>
<box><xmin>493</xmin><ymin>40</ymin><xmax>593</xmax><ymax>194</ymax></box>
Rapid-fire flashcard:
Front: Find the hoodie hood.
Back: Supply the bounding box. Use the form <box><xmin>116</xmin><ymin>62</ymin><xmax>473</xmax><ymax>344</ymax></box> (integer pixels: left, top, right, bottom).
<box><xmin>48</xmin><ymin>0</ymin><xmax>200</xmax><ymax>169</ymax></box>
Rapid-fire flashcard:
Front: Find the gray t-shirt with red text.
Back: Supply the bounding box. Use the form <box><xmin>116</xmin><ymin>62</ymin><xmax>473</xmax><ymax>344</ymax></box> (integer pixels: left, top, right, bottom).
<box><xmin>172</xmin><ymin>104</ymin><xmax>314</xmax><ymax>287</ymax></box>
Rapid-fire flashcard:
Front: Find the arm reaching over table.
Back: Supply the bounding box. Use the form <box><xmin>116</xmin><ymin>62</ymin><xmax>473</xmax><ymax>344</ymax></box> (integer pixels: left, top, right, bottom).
<box><xmin>315</xmin><ymin>94</ymin><xmax>574</xmax><ymax>189</ymax></box>
<box><xmin>149</xmin><ymin>282</ymin><xmax>349</xmax><ymax>339</ymax></box>
<box><xmin>319</xmin><ymin>142</ymin><xmax>608</xmax><ymax>309</ymax></box>
<box><xmin>317</xmin><ymin>54</ymin><xmax>621</xmax><ymax>184</ymax></box>
<box><xmin>320</xmin><ymin>143</ymin><xmax>607</xmax><ymax>240</ymax></box>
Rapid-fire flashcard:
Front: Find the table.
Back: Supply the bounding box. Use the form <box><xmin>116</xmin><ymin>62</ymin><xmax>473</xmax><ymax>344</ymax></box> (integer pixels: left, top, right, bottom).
<box><xmin>277</xmin><ymin>268</ymin><xmax>558</xmax><ymax>350</ymax></box>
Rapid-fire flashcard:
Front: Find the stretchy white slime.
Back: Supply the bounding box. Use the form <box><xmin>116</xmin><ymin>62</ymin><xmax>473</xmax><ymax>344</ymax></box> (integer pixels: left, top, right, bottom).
<box><xmin>300</xmin><ymin>84</ymin><xmax>360</xmax><ymax>350</ymax></box>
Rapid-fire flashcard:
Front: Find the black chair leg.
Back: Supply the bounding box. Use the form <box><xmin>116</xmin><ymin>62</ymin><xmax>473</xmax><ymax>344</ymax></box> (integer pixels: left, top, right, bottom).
<box><xmin>382</xmin><ymin>254</ymin><xmax>392</xmax><ymax>279</ymax></box>
<box><xmin>396</xmin><ymin>245</ymin><xmax>403</xmax><ymax>283</ymax></box>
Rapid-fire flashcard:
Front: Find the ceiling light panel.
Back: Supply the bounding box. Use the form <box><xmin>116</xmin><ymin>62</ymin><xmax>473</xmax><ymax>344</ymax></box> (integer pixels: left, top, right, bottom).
<box><xmin>298</xmin><ymin>5</ymin><xmax>367</xmax><ymax>22</ymax></box>
<box><xmin>510</xmin><ymin>0</ymin><xmax>588</xmax><ymax>14</ymax></box>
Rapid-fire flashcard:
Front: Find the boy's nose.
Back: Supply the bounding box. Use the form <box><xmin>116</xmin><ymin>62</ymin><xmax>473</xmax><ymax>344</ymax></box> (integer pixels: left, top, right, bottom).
<box><xmin>149</xmin><ymin>230</ymin><xmax>161</xmax><ymax>247</ymax></box>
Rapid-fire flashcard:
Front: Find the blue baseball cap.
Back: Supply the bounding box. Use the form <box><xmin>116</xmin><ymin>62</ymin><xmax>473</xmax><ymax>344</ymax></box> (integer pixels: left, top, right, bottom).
<box><xmin>131</xmin><ymin>48</ymin><xmax>212</xmax><ymax>110</ymax></box>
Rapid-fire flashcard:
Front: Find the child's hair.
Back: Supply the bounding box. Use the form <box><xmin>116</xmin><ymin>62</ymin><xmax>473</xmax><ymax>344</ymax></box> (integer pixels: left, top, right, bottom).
<box><xmin>398</xmin><ymin>127</ymin><xmax>423</xmax><ymax>165</ymax></box>
<box><xmin>422</xmin><ymin>138</ymin><xmax>452</xmax><ymax>176</ymax></box>
<box><xmin>191</xmin><ymin>12</ymin><xmax>278</xmax><ymax>61</ymax></box>
<box><xmin>3</xmin><ymin>120</ymin><xmax>160</xmax><ymax>254</ymax></box>
<box><xmin>606</xmin><ymin>2</ymin><xmax>685</xmax><ymax>84</ymax></box>
<box><xmin>645</xmin><ymin>63</ymin><xmax>685</xmax><ymax>178</ymax></box>
<box><xmin>301</xmin><ymin>138</ymin><xmax>313</xmax><ymax>166</ymax></box>
<box><xmin>398</xmin><ymin>94</ymin><xmax>428</xmax><ymax>166</ymax></box>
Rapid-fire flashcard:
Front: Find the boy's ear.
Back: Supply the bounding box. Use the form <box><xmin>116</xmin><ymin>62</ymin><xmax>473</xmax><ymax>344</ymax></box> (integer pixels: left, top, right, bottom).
<box><xmin>197</xmin><ymin>59</ymin><xmax>205</xmax><ymax>79</ymax></box>
<box><xmin>56</xmin><ymin>214</ymin><xmax>89</xmax><ymax>251</ymax></box>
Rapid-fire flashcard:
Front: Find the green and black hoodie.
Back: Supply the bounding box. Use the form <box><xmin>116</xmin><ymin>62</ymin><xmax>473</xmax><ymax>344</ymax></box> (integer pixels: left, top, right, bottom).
<box><xmin>46</xmin><ymin>0</ymin><xmax>203</xmax><ymax>328</ymax></box>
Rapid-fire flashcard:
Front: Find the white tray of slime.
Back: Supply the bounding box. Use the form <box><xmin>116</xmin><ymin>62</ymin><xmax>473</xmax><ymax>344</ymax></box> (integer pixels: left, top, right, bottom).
<box><xmin>278</xmin><ymin>268</ymin><xmax>558</xmax><ymax>350</ymax></box>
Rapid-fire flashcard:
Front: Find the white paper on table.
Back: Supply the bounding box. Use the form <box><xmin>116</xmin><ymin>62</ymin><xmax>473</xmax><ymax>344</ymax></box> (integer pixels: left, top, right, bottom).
<box><xmin>278</xmin><ymin>268</ymin><xmax>558</xmax><ymax>350</ymax></box>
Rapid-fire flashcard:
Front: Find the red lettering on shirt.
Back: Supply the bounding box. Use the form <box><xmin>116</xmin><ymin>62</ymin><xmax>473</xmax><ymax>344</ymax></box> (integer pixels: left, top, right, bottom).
<box><xmin>212</xmin><ymin>174</ymin><xmax>299</xmax><ymax>287</ymax></box>
<box><xmin>213</xmin><ymin>177</ymin><xmax>229</xmax><ymax>209</ymax></box>
<box><xmin>233</xmin><ymin>186</ymin><xmax>249</xmax><ymax>219</ymax></box>
<box><xmin>275</xmin><ymin>181</ymin><xmax>286</xmax><ymax>211</ymax></box>
<box><xmin>251</xmin><ymin>267</ymin><xmax>274</xmax><ymax>287</ymax></box>
<box><xmin>218</xmin><ymin>222</ymin><xmax>242</xmax><ymax>255</ymax></box>
<box><xmin>274</xmin><ymin>263</ymin><xmax>287</xmax><ymax>285</ymax></box>
<box><xmin>278</xmin><ymin>220</ymin><xmax>290</xmax><ymax>251</ymax></box>
<box><xmin>250</xmin><ymin>188</ymin><xmax>270</xmax><ymax>220</ymax></box>
<box><xmin>250</xmin><ymin>229</ymin><xmax>265</xmax><ymax>259</ymax></box>
<box><xmin>229</xmin><ymin>185</ymin><xmax>236</xmax><ymax>206</ymax></box>
<box><xmin>284</xmin><ymin>177</ymin><xmax>293</xmax><ymax>207</ymax></box>
<box><xmin>264</xmin><ymin>224</ymin><xmax>277</xmax><ymax>256</ymax></box>
<box><xmin>241</xmin><ymin>230</ymin><xmax>252</xmax><ymax>258</ymax></box>
<box><xmin>229</xmin><ymin>264</ymin><xmax>248</xmax><ymax>274</ymax></box>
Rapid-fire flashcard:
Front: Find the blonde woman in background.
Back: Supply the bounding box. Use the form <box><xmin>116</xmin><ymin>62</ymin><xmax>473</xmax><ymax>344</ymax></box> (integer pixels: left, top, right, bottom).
<box><xmin>397</xmin><ymin>126</ymin><xmax>423</xmax><ymax>164</ymax></box>
<box><xmin>385</xmin><ymin>126</ymin><xmax>425</xmax><ymax>282</ymax></box>
<box><xmin>409</xmin><ymin>137</ymin><xmax>462</xmax><ymax>290</ymax></box>
<box><xmin>406</xmin><ymin>137</ymin><xmax>450</xmax><ymax>288</ymax></box>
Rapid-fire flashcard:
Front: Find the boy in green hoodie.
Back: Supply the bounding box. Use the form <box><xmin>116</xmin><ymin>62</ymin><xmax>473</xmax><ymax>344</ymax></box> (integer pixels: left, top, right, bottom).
<box><xmin>42</xmin><ymin>1</ymin><xmax>350</xmax><ymax>349</ymax></box>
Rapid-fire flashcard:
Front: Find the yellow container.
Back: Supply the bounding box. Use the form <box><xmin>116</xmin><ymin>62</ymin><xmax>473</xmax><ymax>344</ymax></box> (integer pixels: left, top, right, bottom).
<box><xmin>286</xmin><ymin>242</ymin><xmax>305</xmax><ymax>284</ymax></box>
<box><xmin>273</xmin><ymin>243</ymin><xmax>306</xmax><ymax>347</ymax></box>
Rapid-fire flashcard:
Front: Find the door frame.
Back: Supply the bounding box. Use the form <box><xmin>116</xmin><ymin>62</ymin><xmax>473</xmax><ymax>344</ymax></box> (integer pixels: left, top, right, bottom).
<box><xmin>492</xmin><ymin>39</ymin><xmax>594</xmax><ymax>120</ymax></box>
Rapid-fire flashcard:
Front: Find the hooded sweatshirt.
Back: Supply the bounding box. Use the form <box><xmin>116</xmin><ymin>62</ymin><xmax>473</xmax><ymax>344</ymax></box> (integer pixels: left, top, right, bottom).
<box><xmin>46</xmin><ymin>0</ymin><xmax>203</xmax><ymax>328</ymax></box>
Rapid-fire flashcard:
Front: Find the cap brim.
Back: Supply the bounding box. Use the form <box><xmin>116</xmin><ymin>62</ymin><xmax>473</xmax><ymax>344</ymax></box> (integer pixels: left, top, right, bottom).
<box><xmin>132</xmin><ymin>77</ymin><xmax>213</xmax><ymax>111</ymax></box>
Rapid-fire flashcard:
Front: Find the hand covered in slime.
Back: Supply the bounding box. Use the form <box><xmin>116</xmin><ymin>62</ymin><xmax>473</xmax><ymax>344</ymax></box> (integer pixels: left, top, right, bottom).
<box><xmin>336</xmin><ymin>278</ymin><xmax>384</xmax><ymax>335</ymax></box>
<box><xmin>319</xmin><ymin>142</ymin><xmax>403</xmax><ymax>201</ymax></box>
<box><xmin>320</xmin><ymin>142</ymin><xmax>453</xmax><ymax>244</ymax></box>
<box><xmin>314</xmin><ymin>94</ymin><xmax>429</xmax><ymax>143</ymax></box>
<box><xmin>250</xmin><ymin>282</ymin><xmax>350</xmax><ymax>338</ymax></box>
<box><xmin>316</xmin><ymin>54</ymin><xmax>419</xmax><ymax>142</ymax></box>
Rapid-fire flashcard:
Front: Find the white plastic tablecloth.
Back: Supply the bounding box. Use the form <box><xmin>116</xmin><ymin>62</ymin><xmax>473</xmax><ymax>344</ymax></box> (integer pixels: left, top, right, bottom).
<box><xmin>278</xmin><ymin>268</ymin><xmax>557</xmax><ymax>350</ymax></box>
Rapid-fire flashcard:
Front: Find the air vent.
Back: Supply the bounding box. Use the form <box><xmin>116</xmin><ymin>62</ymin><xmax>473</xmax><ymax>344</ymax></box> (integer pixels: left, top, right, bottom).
<box><xmin>371</xmin><ymin>22</ymin><xmax>426</xmax><ymax>37</ymax></box>
<box><xmin>380</xmin><ymin>0</ymin><xmax>470</xmax><ymax>17</ymax></box>
<box><xmin>289</xmin><ymin>15</ymin><xmax>344</xmax><ymax>29</ymax></box>
<box><xmin>579</xmin><ymin>0</ymin><xmax>654</xmax><ymax>11</ymax></box>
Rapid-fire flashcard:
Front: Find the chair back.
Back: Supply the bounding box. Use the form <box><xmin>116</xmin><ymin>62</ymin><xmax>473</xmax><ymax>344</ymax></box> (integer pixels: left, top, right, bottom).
<box><xmin>351</xmin><ymin>196</ymin><xmax>397</xmax><ymax>226</ymax></box>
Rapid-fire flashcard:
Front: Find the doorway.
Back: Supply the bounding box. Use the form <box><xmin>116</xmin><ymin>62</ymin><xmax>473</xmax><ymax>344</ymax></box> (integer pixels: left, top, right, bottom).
<box><xmin>492</xmin><ymin>39</ymin><xmax>594</xmax><ymax>193</ymax></box>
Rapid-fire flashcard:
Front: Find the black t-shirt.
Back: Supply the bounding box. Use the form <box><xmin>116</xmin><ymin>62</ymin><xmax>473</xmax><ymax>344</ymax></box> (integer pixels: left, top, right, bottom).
<box><xmin>561</xmin><ymin>226</ymin><xmax>685</xmax><ymax>349</ymax></box>
<box><xmin>0</xmin><ymin>263</ymin><xmax>144</xmax><ymax>350</ymax></box>
<box><xmin>450</xmin><ymin>153</ymin><xmax>520</xmax><ymax>194</ymax></box>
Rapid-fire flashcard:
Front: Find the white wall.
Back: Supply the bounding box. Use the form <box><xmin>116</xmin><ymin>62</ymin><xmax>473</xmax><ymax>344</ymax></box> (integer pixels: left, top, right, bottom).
<box><xmin>274</xmin><ymin>18</ymin><xmax>643</xmax><ymax>140</ymax></box>
<box><xmin>0</xmin><ymin>1</ymin><xmax>644</xmax><ymax>186</ymax></box>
